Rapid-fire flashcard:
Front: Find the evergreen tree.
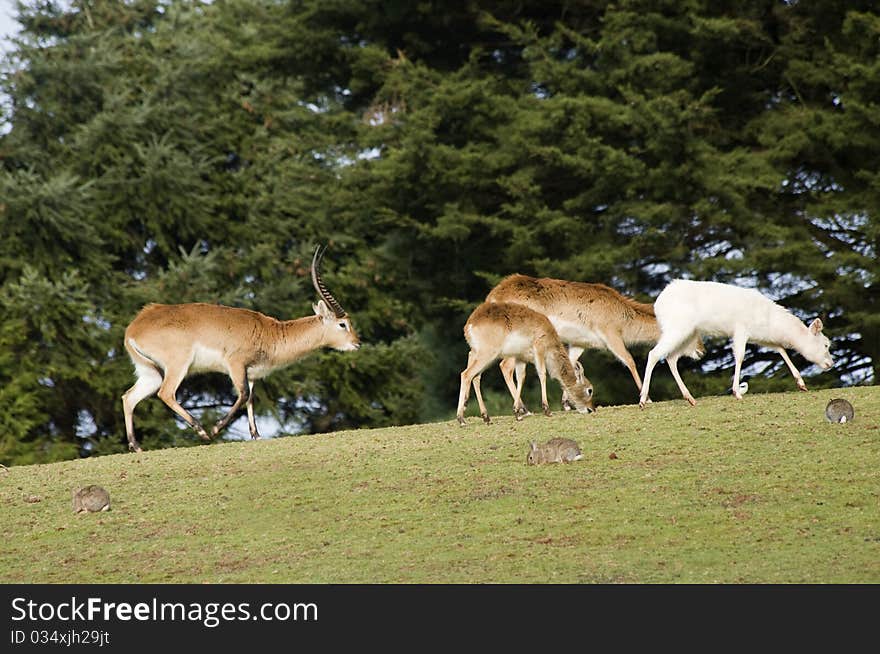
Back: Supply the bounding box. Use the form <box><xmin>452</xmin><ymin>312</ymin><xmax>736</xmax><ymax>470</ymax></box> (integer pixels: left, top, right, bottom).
<box><xmin>0</xmin><ymin>0</ymin><xmax>876</xmax><ymax>464</ymax></box>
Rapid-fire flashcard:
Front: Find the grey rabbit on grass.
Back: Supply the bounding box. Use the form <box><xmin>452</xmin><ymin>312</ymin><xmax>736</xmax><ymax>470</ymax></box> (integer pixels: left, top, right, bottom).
<box><xmin>527</xmin><ymin>438</ymin><xmax>583</xmax><ymax>465</ymax></box>
<box><xmin>72</xmin><ymin>485</ymin><xmax>110</xmax><ymax>513</ymax></box>
<box><xmin>825</xmin><ymin>398</ymin><xmax>854</xmax><ymax>423</ymax></box>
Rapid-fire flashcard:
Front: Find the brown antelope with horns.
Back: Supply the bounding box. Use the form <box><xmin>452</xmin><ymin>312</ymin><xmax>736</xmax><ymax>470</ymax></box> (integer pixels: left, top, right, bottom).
<box><xmin>121</xmin><ymin>246</ymin><xmax>359</xmax><ymax>452</ymax></box>
<box><xmin>485</xmin><ymin>274</ymin><xmax>704</xmax><ymax>407</ymax></box>
<box><xmin>456</xmin><ymin>301</ymin><xmax>595</xmax><ymax>426</ymax></box>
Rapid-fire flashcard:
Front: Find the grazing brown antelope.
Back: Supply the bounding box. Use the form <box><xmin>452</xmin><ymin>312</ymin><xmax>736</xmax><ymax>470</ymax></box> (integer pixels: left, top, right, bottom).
<box><xmin>485</xmin><ymin>274</ymin><xmax>704</xmax><ymax>406</ymax></box>
<box><xmin>456</xmin><ymin>302</ymin><xmax>595</xmax><ymax>426</ymax></box>
<box><xmin>121</xmin><ymin>246</ymin><xmax>359</xmax><ymax>452</ymax></box>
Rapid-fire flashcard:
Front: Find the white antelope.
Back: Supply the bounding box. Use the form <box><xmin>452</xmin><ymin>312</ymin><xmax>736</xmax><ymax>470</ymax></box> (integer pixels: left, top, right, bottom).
<box><xmin>456</xmin><ymin>301</ymin><xmax>595</xmax><ymax>426</ymax></box>
<box><xmin>122</xmin><ymin>246</ymin><xmax>360</xmax><ymax>452</ymax></box>
<box><xmin>639</xmin><ymin>279</ymin><xmax>834</xmax><ymax>408</ymax></box>
<box><xmin>485</xmin><ymin>274</ymin><xmax>704</xmax><ymax>407</ymax></box>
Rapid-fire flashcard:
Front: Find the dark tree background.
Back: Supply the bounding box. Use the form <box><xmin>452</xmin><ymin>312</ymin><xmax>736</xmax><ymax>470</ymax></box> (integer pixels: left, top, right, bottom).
<box><xmin>1</xmin><ymin>0</ymin><xmax>877</xmax><ymax>464</ymax></box>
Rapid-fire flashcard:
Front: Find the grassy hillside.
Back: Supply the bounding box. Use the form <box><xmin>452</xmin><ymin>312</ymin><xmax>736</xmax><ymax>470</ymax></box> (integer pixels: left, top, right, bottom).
<box><xmin>1</xmin><ymin>386</ymin><xmax>878</xmax><ymax>583</ymax></box>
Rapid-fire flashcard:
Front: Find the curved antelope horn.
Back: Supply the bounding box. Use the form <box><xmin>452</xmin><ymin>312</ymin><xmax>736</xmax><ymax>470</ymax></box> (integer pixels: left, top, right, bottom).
<box><xmin>311</xmin><ymin>245</ymin><xmax>347</xmax><ymax>318</ymax></box>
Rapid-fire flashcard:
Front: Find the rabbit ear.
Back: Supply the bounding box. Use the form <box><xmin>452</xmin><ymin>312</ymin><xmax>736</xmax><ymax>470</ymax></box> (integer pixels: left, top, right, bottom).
<box><xmin>529</xmin><ymin>441</ymin><xmax>537</xmax><ymax>451</ymax></box>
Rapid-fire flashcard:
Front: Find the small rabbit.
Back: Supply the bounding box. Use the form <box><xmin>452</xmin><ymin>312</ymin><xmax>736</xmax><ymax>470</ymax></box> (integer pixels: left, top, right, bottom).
<box><xmin>825</xmin><ymin>398</ymin><xmax>854</xmax><ymax>423</ymax></box>
<box><xmin>72</xmin><ymin>485</ymin><xmax>111</xmax><ymax>513</ymax></box>
<box><xmin>527</xmin><ymin>438</ymin><xmax>583</xmax><ymax>465</ymax></box>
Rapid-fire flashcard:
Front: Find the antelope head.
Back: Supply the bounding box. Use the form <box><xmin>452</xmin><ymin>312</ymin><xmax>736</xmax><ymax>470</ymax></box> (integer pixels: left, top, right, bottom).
<box><xmin>311</xmin><ymin>245</ymin><xmax>360</xmax><ymax>352</ymax></box>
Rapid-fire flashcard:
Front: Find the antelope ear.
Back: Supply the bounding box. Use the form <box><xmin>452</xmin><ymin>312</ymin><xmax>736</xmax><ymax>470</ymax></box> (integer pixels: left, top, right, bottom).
<box><xmin>809</xmin><ymin>318</ymin><xmax>824</xmax><ymax>335</ymax></box>
<box><xmin>313</xmin><ymin>300</ymin><xmax>333</xmax><ymax>321</ymax></box>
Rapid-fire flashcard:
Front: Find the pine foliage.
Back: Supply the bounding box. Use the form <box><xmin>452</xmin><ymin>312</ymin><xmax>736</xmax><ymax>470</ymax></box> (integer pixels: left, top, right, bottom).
<box><xmin>1</xmin><ymin>0</ymin><xmax>877</xmax><ymax>463</ymax></box>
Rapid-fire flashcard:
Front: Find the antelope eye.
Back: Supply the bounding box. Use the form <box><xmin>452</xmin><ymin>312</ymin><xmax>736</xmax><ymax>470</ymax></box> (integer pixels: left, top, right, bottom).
<box><xmin>338</xmin><ymin>322</ymin><xmax>348</xmax><ymax>330</ymax></box>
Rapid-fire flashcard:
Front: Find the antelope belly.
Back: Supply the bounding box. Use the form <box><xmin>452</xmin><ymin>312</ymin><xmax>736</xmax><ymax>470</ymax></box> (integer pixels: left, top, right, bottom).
<box><xmin>549</xmin><ymin>318</ymin><xmax>604</xmax><ymax>348</ymax></box>
<box><xmin>189</xmin><ymin>345</ymin><xmax>230</xmax><ymax>373</ymax></box>
<box><xmin>499</xmin><ymin>332</ymin><xmax>536</xmax><ymax>359</ymax></box>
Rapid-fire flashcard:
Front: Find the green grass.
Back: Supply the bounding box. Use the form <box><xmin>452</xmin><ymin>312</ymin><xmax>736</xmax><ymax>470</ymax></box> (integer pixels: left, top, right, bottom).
<box><xmin>2</xmin><ymin>386</ymin><xmax>878</xmax><ymax>583</ymax></box>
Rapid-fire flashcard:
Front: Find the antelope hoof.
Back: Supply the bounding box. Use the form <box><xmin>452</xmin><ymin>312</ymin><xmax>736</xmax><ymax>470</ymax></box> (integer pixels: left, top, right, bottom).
<box><xmin>457</xmin><ymin>416</ymin><xmax>467</xmax><ymax>427</ymax></box>
<box><xmin>128</xmin><ymin>443</ymin><xmax>142</xmax><ymax>453</ymax></box>
<box><xmin>797</xmin><ymin>381</ymin><xmax>808</xmax><ymax>392</ymax></box>
<box><xmin>481</xmin><ymin>413</ymin><xmax>491</xmax><ymax>425</ymax></box>
<box><xmin>514</xmin><ymin>406</ymin><xmax>531</xmax><ymax>420</ymax></box>
<box><xmin>561</xmin><ymin>399</ymin><xmax>573</xmax><ymax>412</ymax></box>
<box><xmin>542</xmin><ymin>404</ymin><xmax>552</xmax><ymax>417</ymax></box>
<box><xmin>733</xmin><ymin>391</ymin><xmax>743</xmax><ymax>400</ymax></box>
<box><xmin>686</xmin><ymin>397</ymin><xmax>697</xmax><ymax>407</ymax></box>
<box><xmin>190</xmin><ymin>421</ymin><xmax>210</xmax><ymax>440</ymax></box>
